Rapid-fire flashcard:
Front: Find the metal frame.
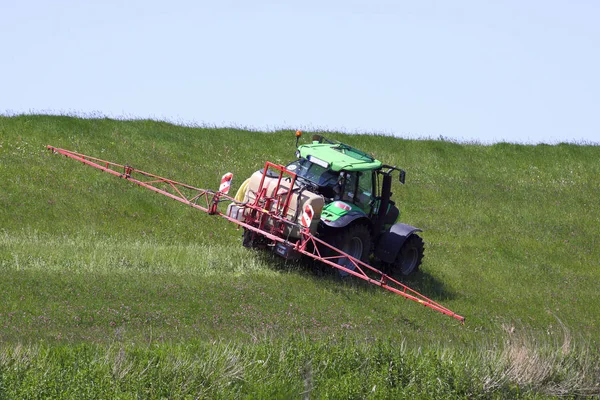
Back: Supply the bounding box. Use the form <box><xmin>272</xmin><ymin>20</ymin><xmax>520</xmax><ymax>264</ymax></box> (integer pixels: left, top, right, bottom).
<box><xmin>47</xmin><ymin>146</ymin><xmax>465</xmax><ymax>323</ymax></box>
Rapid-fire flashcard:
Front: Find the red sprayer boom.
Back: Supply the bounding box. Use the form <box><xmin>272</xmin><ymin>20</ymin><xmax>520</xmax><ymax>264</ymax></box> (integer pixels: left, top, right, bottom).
<box><xmin>47</xmin><ymin>145</ymin><xmax>465</xmax><ymax>323</ymax></box>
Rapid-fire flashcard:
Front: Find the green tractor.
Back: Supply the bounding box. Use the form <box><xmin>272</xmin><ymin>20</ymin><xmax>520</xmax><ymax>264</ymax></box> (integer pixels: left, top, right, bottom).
<box><xmin>47</xmin><ymin>142</ymin><xmax>464</xmax><ymax>320</ymax></box>
<box><xmin>238</xmin><ymin>134</ymin><xmax>424</xmax><ymax>277</ymax></box>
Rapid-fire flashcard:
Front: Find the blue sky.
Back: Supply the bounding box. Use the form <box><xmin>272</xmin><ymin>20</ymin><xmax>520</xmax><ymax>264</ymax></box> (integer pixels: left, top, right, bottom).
<box><xmin>2</xmin><ymin>1</ymin><xmax>598</xmax><ymax>144</ymax></box>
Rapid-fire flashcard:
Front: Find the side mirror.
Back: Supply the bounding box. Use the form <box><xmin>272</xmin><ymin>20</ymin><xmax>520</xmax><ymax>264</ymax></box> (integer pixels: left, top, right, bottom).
<box><xmin>399</xmin><ymin>170</ymin><xmax>406</xmax><ymax>184</ymax></box>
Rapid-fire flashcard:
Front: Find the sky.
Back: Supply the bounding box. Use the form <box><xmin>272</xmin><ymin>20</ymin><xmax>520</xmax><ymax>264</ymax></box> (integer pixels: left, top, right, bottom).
<box><xmin>1</xmin><ymin>0</ymin><xmax>599</xmax><ymax>144</ymax></box>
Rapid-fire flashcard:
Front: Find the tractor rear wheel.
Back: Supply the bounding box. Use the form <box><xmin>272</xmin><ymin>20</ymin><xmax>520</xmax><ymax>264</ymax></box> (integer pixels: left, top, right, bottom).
<box><xmin>331</xmin><ymin>224</ymin><xmax>371</xmax><ymax>276</ymax></box>
<box><xmin>394</xmin><ymin>234</ymin><xmax>424</xmax><ymax>276</ymax></box>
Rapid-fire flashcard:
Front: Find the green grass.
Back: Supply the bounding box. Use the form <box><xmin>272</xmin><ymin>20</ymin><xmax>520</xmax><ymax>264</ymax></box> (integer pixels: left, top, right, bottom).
<box><xmin>1</xmin><ymin>114</ymin><xmax>599</xmax><ymax>398</ymax></box>
<box><xmin>1</xmin><ymin>336</ymin><xmax>595</xmax><ymax>399</ymax></box>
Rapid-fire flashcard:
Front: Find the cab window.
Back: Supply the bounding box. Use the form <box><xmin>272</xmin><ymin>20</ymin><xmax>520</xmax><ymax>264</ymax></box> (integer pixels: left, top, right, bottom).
<box><xmin>357</xmin><ymin>171</ymin><xmax>374</xmax><ymax>210</ymax></box>
<box><xmin>341</xmin><ymin>171</ymin><xmax>373</xmax><ymax>212</ymax></box>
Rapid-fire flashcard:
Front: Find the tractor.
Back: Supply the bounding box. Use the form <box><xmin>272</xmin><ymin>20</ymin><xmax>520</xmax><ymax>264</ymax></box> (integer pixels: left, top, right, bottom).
<box><xmin>47</xmin><ymin>139</ymin><xmax>463</xmax><ymax>321</ymax></box>
<box><xmin>233</xmin><ymin>133</ymin><xmax>424</xmax><ymax>277</ymax></box>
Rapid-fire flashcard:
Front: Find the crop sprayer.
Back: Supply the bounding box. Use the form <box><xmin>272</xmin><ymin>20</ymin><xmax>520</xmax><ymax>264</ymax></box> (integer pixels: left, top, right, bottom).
<box><xmin>47</xmin><ymin>132</ymin><xmax>465</xmax><ymax>322</ymax></box>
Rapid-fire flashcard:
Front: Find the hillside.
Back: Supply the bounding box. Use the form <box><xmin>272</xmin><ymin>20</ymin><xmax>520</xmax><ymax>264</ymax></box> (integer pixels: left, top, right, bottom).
<box><xmin>1</xmin><ymin>115</ymin><xmax>598</xmax><ymax>398</ymax></box>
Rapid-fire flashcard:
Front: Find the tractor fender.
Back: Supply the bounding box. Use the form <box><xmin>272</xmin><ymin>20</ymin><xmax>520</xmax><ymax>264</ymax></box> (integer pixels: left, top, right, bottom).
<box><xmin>374</xmin><ymin>223</ymin><xmax>422</xmax><ymax>263</ymax></box>
<box><xmin>321</xmin><ymin>211</ymin><xmax>371</xmax><ymax>229</ymax></box>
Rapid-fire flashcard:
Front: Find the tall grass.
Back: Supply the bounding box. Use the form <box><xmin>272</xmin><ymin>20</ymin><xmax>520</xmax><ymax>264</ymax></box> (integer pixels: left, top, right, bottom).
<box><xmin>0</xmin><ymin>329</ymin><xmax>597</xmax><ymax>398</ymax></box>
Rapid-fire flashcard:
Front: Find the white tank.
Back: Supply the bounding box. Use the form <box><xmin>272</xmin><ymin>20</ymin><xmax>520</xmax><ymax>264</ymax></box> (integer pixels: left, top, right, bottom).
<box><xmin>243</xmin><ymin>170</ymin><xmax>324</xmax><ymax>238</ymax></box>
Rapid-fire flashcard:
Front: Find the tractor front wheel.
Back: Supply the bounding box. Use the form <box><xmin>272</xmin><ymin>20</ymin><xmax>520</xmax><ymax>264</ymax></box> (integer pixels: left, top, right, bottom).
<box><xmin>394</xmin><ymin>234</ymin><xmax>424</xmax><ymax>276</ymax></box>
<box><xmin>331</xmin><ymin>224</ymin><xmax>371</xmax><ymax>276</ymax></box>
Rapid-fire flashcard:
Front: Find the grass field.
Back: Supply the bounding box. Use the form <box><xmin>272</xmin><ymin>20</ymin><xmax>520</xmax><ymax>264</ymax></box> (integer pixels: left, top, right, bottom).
<box><xmin>1</xmin><ymin>115</ymin><xmax>599</xmax><ymax>398</ymax></box>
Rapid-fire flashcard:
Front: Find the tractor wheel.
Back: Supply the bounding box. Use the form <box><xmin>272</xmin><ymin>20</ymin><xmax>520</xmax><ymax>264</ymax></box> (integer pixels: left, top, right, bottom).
<box><xmin>242</xmin><ymin>229</ymin><xmax>253</xmax><ymax>248</ymax></box>
<box><xmin>331</xmin><ymin>224</ymin><xmax>371</xmax><ymax>276</ymax></box>
<box><xmin>242</xmin><ymin>228</ymin><xmax>264</xmax><ymax>249</ymax></box>
<box><xmin>394</xmin><ymin>234</ymin><xmax>424</xmax><ymax>276</ymax></box>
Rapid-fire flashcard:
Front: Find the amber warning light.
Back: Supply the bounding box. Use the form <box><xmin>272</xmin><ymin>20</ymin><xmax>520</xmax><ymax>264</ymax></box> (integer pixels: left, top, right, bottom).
<box><xmin>295</xmin><ymin>130</ymin><xmax>303</xmax><ymax>148</ymax></box>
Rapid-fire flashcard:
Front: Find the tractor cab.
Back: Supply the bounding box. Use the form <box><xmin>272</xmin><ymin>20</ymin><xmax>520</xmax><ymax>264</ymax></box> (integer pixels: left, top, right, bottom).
<box><xmin>291</xmin><ymin>135</ymin><xmax>401</xmax><ymax>227</ymax></box>
<box><xmin>289</xmin><ymin>133</ymin><xmax>422</xmax><ymax>277</ymax></box>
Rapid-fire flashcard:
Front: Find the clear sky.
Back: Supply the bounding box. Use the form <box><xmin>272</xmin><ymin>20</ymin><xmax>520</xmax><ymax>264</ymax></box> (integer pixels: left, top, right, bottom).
<box><xmin>2</xmin><ymin>1</ymin><xmax>599</xmax><ymax>144</ymax></box>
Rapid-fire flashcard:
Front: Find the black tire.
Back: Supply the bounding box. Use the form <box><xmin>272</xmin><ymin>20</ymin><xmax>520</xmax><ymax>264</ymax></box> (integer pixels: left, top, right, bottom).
<box><xmin>329</xmin><ymin>224</ymin><xmax>371</xmax><ymax>276</ymax></box>
<box><xmin>394</xmin><ymin>234</ymin><xmax>424</xmax><ymax>276</ymax></box>
<box><xmin>242</xmin><ymin>228</ymin><xmax>266</xmax><ymax>249</ymax></box>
